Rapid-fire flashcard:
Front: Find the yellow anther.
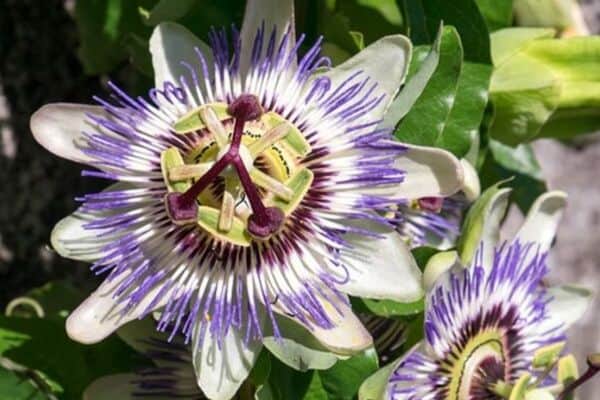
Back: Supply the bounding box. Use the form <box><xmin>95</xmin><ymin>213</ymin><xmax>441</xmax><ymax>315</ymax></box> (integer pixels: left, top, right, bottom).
<box><xmin>250</xmin><ymin>168</ymin><xmax>294</xmax><ymax>201</ymax></box>
<box><xmin>248</xmin><ymin>121</ymin><xmax>290</xmax><ymax>158</ymax></box>
<box><xmin>219</xmin><ymin>179</ymin><xmax>238</xmax><ymax>233</ymax></box>
<box><xmin>168</xmin><ymin>163</ymin><xmax>212</xmax><ymax>181</ymax></box>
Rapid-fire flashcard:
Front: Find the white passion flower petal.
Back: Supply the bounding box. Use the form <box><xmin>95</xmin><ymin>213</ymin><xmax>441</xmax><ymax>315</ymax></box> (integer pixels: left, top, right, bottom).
<box><xmin>51</xmin><ymin>183</ymin><xmax>135</xmax><ymax>262</ymax></box>
<box><xmin>150</xmin><ymin>22</ymin><xmax>214</xmax><ymax>92</ymax></box>
<box><xmin>340</xmin><ymin>221</ymin><xmax>423</xmax><ymax>302</ymax></box>
<box><xmin>394</xmin><ymin>144</ymin><xmax>464</xmax><ymax>199</ymax></box>
<box><xmin>30</xmin><ymin>103</ymin><xmax>107</xmax><ymax>165</ymax></box>
<box><xmin>514</xmin><ymin>190</ymin><xmax>567</xmax><ymax>253</ymax></box>
<box><xmin>240</xmin><ymin>0</ymin><xmax>295</xmax><ymax>75</ymax></box>
<box><xmin>192</xmin><ymin>325</ymin><xmax>262</xmax><ymax>400</ymax></box>
<box><xmin>323</xmin><ymin>35</ymin><xmax>412</xmax><ymax>122</ymax></box>
<box><xmin>66</xmin><ymin>270</ymin><xmax>175</xmax><ymax>344</ymax></box>
<box><xmin>272</xmin><ymin>293</ymin><xmax>373</xmax><ymax>355</ymax></box>
<box><xmin>546</xmin><ymin>285</ymin><xmax>592</xmax><ymax>330</ymax></box>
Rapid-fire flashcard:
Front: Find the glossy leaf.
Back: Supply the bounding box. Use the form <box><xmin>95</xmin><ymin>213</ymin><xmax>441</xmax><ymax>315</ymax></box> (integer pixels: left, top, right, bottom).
<box><xmin>352</xmin><ymin>297</ymin><xmax>424</xmax><ymax>318</ymax></box>
<box><xmin>74</xmin><ymin>0</ymin><xmax>151</xmax><ymax>74</ymax></box>
<box><xmin>255</xmin><ymin>357</ymin><xmax>314</xmax><ymax>400</ymax></box>
<box><xmin>319</xmin><ymin>349</ymin><xmax>379</xmax><ymax>400</ymax></box>
<box><xmin>475</xmin><ymin>0</ymin><xmax>514</xmax><ymax>31</ymax></box>
<box><xmin>394</xmin><ymin>26</ymin><xmax>489</xmax><ymax>157</ymax></box>
<box><xmin>401</xmin><ymin>0</ymin><xmax>491</xmax><ymax>63</ymax></box>
<box><xmin>302</xmin><ymin>373</ymin><xmax>329</xmax><ymax>400</ymax></box>
<box><xmin>0</xmin><ymin>367</ymin><xmax>48</xmax><ymax>400</ymax></box>
<box><xmin>0</xmin><ymin>316</ymin><xmax>141</xmax><ymax>400</ymax></box>
<box><xmin>140</xmin><ymin>0</ymin><xmax>197</xmax><ymax>26</ymax></box>
<box><xmin>358</xmin><ymin>362</ymin><xmax>396</xmax><ymax>400</ymax></box>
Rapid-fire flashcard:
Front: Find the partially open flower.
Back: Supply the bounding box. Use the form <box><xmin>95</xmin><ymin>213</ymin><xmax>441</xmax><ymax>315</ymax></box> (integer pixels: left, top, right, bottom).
<box><xmin>384</xmin><ymin>191</ymin><xmax>592</xmax><ymax>400</ymax></box>
<box><xmin>31</xmin><ymin>0</ymin><xmax>463</xmax><ymax>398</ymax></box>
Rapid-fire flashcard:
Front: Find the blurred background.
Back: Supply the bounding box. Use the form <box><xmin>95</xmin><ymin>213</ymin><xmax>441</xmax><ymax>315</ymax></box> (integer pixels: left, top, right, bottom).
<box><xmin>0</xmin><ymin>0</ymin><xmax>598</xmax><ymax>398</ymax></box>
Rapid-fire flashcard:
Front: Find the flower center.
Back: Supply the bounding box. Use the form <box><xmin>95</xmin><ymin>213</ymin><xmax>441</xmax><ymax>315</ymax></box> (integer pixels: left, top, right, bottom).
<box><xmin>161</xmin><ymin>94</ymin><xmax>313</xmax><ymax>246</ymax></box>
<box><xmin>447</xmin><ymin>330</ymin><xmax>509</xmax><ymax>400</ymax></box>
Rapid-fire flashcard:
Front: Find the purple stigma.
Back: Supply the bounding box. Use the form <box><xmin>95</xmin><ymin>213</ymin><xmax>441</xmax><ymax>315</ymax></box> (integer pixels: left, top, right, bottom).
<box><xmin>165</xmin><ymin>94</ymin><xmax>284</xmax><ymax>238</ymax></box>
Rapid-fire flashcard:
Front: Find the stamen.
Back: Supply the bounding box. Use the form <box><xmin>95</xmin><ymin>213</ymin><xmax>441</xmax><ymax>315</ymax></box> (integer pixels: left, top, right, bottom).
<box><xmin>248</xmin><ymin>121</ymin><xmax>290</xmax><ymax>157</ymax></box>
<box><xmin>250</xmin><ymin>169</ymin><xmax>294</xmax><ymax>201</ymax></box>
<box><xmin>219</xmin><ymin>180</ymin><xmax>237</xmax><ymax>232</ymax></box>
<box><xmin>169</xmin><ymin>163</ymin><xmax>212</xmax><ymax>181</ymax></box>
<box><xmin>558</xmin><ymin>354</ymin><xmax>600</xmax><ymax>400</ymax></box>
<box><xmin>199</xmin><ymin>107</ymin><xmax>229</xmax><ymax>148</ymax></box>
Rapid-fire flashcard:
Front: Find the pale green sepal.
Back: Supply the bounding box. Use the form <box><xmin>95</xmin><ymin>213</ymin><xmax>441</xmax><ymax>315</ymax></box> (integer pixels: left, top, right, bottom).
<box><xmin>358</xmin><ymin>361</ymin><xmax>396</xmax><ymax>400</ymax></box>
<box><xmin>510</xmin><ymin>373</ymin><xmax>532</xmax><ymax>400</ymax></box>
<box><xmin>525</xmin><ymin>388</ymin><xmax>556</xmax><ymax>400</ymax></box>
<box><xmin>457</xmin><ymin>181</ymin><xmax>512</xmax><ymax>267</ymax></box>
<box><xmin>423</xmin><ymin>251</ymin><xmax>462</xmax><ymax>291</ymax></box>
<box><xmin>557</xmin><ymin>354</ymin><xmax>579</xmax><ymax>400</ymax></box>
<box><xmin>532</xmin><ymin>342</ymin><xmax>565</xmax><ymax>369</ymax></box>
<box><xmin>263</xmin><ymin>316</ymin><xmax>344</xmax><ymax>372</ymax></box>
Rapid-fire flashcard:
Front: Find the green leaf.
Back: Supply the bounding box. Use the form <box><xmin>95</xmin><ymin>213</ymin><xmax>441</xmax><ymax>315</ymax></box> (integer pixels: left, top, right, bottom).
<box><xmin>0</xmin><ymin>316</ymin><xmax>141</xmax><ymax>400</ymax></box>
<box><xmin>489</xmin><ymin>50</ymin><xmax>561</xmax><ymax>144</ymax></box>
<box><xmin>256</xmin><ymin>357</ymin><xmax>314</xmax><ymax>400</ymax></box>
<box><xmin>358</xmin><ymin>362</ymin><xmax>396</xmax><ymax>400</ymax></box>
<box><xmin>475</xmin><ymin>0</ymin><xmax>514</xmax><ymax>31</ymax></box>
<box><xmin>352</xmin><ymin>297</ymin><xmax>424</xmax><ymax>318</ymax></box>
<box><xmin>74</xmin><ymin>0</ymin><xmax>152</xmax><ymax>74</ymax></box>
<box><xmin>303</xmin><ymin>373</ymin><xmax>329</xmax><ymax>400</ymax></box>
<box><xmin>394</xmin><ymin>27</ymin><xmax>476</xmax><ymax>156</ymax></box>
<box><xmin>489</xmin><ymin>31</ymin><xmax>600</xmax><ymax>143</ymax></box>
<box><xmin>319</xmin><ymin>349</ymin><xmax>379</xmax><ymax>400</ymax></box>
<box><xmin>0</xmin><ymin>366</ymin><xmax>48</xmax><ymax>400</ymax></box>
<box><xmin>479</xmin><ymin>150</ymin><xmax>547</xmax><ymax>213</ymax></box>
<box><xmin>488</xmin><ymin>140</ymin><xmax>543</xmax><ymax>180</ymax></box>
<box><xmin>140</xmin><ymin>0</ymin><xmax>197</xmax><ymax>26</ymax></box>
<box><xmin>401</xmin><ymin>0</ymin><xmax>491</xmax><ymax>63</ymax></box>
<box><xmin>22</xmin><ymin>281</ymin><xmax>85</xmax><ymax>320</ymax></box>
<box><xmin>332</xmin><ymin>0</ymin><xmax>403</xmax><ymax>45</ymax></box>
<box><xmin>124</xmin><ymin>33</ymin><xmax>153</xmax><ymax>77</ymax></box>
